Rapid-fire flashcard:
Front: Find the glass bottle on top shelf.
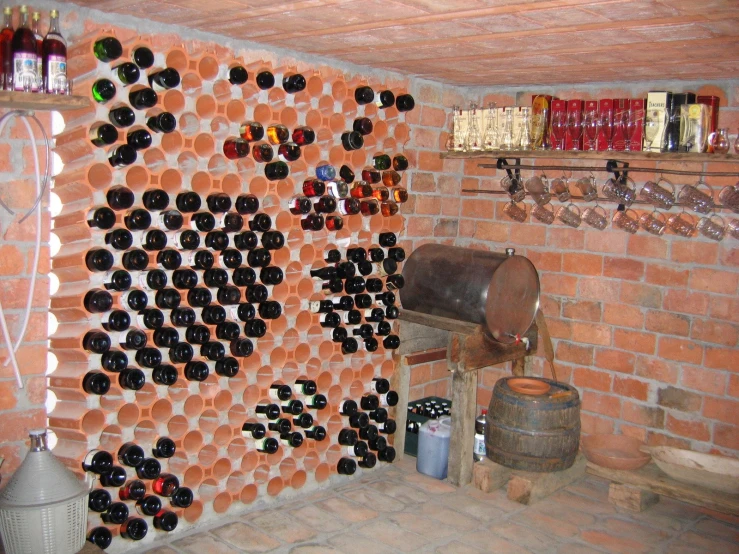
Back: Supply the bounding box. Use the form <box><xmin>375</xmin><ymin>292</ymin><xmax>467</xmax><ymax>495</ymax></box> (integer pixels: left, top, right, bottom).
<box><xmin>710</xmin><ymin>128</ymin><xmax>730</xmax><ymax>154</ymax></box>
<box><xmin>445</xmin><ymin>105</ymin><xmax>459</xmax><ymax>152</ymax></box>
<box><xmin>482</xmin><ymin>102</ymin><xmax>498</xmax><ymax>151</ymax></box>
<box><xmin>516</xmin><ymin>107</ymin><xmax>533</xmax><ymax>150</ymax></box>
<box><xmin>464</xmin><ymin>102</ymin><xmax>482</xmax><ymax>152</ymax></box>
<box><xmin>500</xmin><ymin>107</ymin><xmax>515</xmax><ymax>151</ymax></box>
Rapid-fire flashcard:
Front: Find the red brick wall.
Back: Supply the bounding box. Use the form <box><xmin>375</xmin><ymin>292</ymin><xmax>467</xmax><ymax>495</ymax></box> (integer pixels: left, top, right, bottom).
<box><xmin>0</xmin><ymin>111</ymin><xmax>52</xmax><ymax>474</ymax></box>
<box><xmin>402</xmin><ymin>83</ymin><xmax>739</xmax><ymax>458</ymax></box>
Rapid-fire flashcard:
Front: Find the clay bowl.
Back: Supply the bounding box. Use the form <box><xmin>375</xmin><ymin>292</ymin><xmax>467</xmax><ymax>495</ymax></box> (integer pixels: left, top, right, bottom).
<box><xmin>581</xmin><ymin>434</ymin><xmax>651</xmax><ymax>470</ymax></box>
<box><xmin>507</xmin><ymin>377</ymin><xmax>550</xmax><ymax>396</ymax></box>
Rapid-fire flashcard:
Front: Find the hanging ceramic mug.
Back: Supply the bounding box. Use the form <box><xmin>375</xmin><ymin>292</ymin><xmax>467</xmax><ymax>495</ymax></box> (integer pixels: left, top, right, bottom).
<box><xmin>677</xmin><ymin>180</ymin><xmax>714</xmax><ymax>214</ymax></box>
<box><xmin>696</xmin><ymin>214</ymin><xmax>726</xmax><ymax>241</ymax></box>
<box><xmin>718</xmin><ymin>184</ymin><xmax>739</xmax><ymax>214</ymax></box>
<box><xmin>638</xmin><ymin>210</ymin><xmax>667</xmax><ymax>236</ymax></box>
<box><xmin>667</xmin><ymin>211</ymin><xmax>696</xmax><ymax>237</ymax></box>
<box><xmin>555</xmin><ymin>203</ymin><xmax>582</xmax><ymax>228</ymax></box>
<box><xmin>575</xmin><ymin>174</ymin><xmax>598</xmax><ymax>202</ymax></box>
<box><xmin>531</xmin><ymin>203</ymin><xmax>555</xmax><ymax>224</ymax></box>
<box><xmin>525</xmin><ymin>173</ymin><xmax>551</xmax><ymax>206</ymax></box>
<box><xmin>639</xmin><ymin>177</ymin><xmax>676</xmax><ymax>210</ymax></box>
<box><xmin>582</xmin><ymin>204</ymin><xmax>609</xmax><ymax>230</ymax></box>
<box><xmin>602</xmin><ymin>176</ymin><xmax>637</xmax><ymax>207</ymax></box>
<box><xmin>503</xmin><ymin>201</ymin><xmax>527</xmax><ymax>222</ymax></box>
<box><xmin>612</xmin><ymin>209</ymin><xmax>639</xmax><ymax>234</ymax></box>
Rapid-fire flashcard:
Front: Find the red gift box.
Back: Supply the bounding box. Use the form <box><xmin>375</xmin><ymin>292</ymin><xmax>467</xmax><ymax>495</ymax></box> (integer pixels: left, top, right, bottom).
<box><xmin>697</xmin><ymin>95</ymin><xmax>720</xmax><ymax>152</ymax></box>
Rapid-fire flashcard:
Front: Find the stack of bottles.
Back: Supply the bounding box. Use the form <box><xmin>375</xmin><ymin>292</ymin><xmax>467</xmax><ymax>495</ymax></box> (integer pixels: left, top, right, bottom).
<box><xmin>0</xmin><ymin>5</ymin><xmax>67</xmax><ymax>93</ymax></box>
<box><xmin>84</xmin><ymin>439</ymin><xmax>191</xmax><ymax>547</ymax></box>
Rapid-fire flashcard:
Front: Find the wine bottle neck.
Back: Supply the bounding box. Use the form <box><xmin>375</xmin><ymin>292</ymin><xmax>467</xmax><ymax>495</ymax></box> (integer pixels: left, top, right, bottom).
<box><xmin>19</xmin><ymin>9</ymin><xmax>29</xmax><ymax>28</ymax></box>
<box><xmin>48</xmin><ymin>14</ymin><xmax>60</xmax><ymax>34</ymax></box>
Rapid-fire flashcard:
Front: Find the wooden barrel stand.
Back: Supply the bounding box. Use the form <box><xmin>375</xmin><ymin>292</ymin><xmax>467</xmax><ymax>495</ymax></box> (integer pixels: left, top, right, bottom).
<box><xmin>395</xmin><ymin>309</ymin><xmax>538</xmax><ymax>487</ymax></box>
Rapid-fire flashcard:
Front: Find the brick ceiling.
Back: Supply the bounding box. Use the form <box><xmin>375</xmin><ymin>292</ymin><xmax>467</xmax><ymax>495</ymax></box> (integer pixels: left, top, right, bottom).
<box><xmin>74</xmin><ymin>0</ymin><xmax>739</xmax><ymax>86</ymax></box>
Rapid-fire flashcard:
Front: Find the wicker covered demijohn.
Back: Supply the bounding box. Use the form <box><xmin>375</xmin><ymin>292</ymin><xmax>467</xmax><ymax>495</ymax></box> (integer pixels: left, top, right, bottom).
<box><xmin>0</xmin><ymin>429</ymin><xmax>89</xmax><ymax>554</ymax></box>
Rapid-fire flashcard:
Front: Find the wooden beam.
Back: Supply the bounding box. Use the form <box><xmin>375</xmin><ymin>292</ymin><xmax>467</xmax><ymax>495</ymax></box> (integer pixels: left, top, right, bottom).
<box><xmin>0</xmin><ymin>91</ymin><xmax>90</xmax><ymax>112</ymax></box>
<box><xmin>398</xmin><ymin>309</ymin><xmax>478</xmax><ymax>336</ymax></box>
<box><xmin>586</xmin><ymin>462</ymin><xmax>739</xmax><ymax>516</ymax></box>
<box><xmin>403</xmin><ymin>348</ymin><xmax>448</xmax><ymax>367</ymax></box>
<box><xmin>447</xmin><ymin>366</ymin><xmax>477</xmax><ymax>487</ymax></box>
<box><xmin>390</xmin><ymin>356</ymin><xmax>410</xmax><ymax>461</ymax></box>
<box><xmin>448</xmin><ymin>324</ymin><xmax>538</xmax><ymax>374</ymax></box>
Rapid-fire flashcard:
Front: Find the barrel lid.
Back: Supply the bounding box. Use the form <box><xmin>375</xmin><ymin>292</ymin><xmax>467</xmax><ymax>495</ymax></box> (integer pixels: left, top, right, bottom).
<box><xmin>485</xmin><ymin>255</ymin><xmax>539</xmax><ymax>343</ymax></box>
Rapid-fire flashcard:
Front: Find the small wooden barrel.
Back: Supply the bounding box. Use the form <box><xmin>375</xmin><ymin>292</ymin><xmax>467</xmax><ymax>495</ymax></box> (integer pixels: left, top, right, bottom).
<box><xmin>485</xmin><ymin>377</ymin><xmax>580</xmax><ymax>472</ymax></box>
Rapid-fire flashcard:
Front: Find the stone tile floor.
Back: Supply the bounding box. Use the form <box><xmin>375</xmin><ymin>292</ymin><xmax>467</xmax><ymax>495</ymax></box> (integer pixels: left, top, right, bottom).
<box><xmin>133</xmin><ymin>456</ymin><xmax>739</xmax><ymax>554</ymax></box>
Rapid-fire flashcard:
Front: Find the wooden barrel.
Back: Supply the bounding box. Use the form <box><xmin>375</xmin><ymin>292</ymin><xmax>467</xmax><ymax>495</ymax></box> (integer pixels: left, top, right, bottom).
<box><xmin>485</xmin><ymin>377</ymin><xmax>580</xmax><ymax>472</ymax></box>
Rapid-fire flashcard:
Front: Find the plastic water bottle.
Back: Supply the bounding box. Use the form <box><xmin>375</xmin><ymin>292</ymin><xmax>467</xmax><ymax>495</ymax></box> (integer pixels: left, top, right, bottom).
<box><xmin>473</xmin><ymin>409</ymin><xmax>487</xmax><ymax>462</ymax></box>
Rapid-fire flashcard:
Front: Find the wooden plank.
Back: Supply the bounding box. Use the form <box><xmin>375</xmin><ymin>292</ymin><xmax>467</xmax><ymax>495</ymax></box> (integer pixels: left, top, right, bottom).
<box><xmin>507</xmin><ymin>453</ymin><xmax>587</xmax><ymax>505</ymax></box>
<box><xmin>390</xmin><ymin>357</ymin><xmax>410</xmax><ymax>461</ymax></box>
<box><xmin>586</xmin><ymin>462</ymin><xmax>739</xmax><ymax>516</ymax></box>
<box><xmin>609</xmin><ymin>483</ymin><xmax>660</xmax><ymax>512</ymax></box>
<box><xmin>398</xmin><ymin>309</ymin><xmax>479</xmax><ymax>336</ymax></box>
<box><xmin>473</xmin><ymin>458</ymin><xmax>512</xmax><ymax>493</ymax></box>
<box><xmin>448</xmin><ymin>324</ymin><xmax>538</xmax><ymax>374</ymax></box>
<box><xmin>398</xmin><ymin>318</ymin><xmax>449</xmax><ymax>355</ymax></box>
<box><xmin>440</xmin><ymin>149</ymin><xmax>739</xmax><ymax>163</ymax></box>
<box><xmin>446</xmin><ymin>367</ymin><xmax>477</xmax><ymax>487</ymax></box>
<box><xmin>404</xmin><ymin>347</ymin><xmax>447</xmax><ymax>367</ymax></box>
<box><xmin>0</xmin><ymin>91</ymin><xmax>90</xmax><ymax>112</ymax></box>
<box><xmin>511</xmin><ymin>357</ymin><xmax>526</xmax><ymax>377</ymax></box>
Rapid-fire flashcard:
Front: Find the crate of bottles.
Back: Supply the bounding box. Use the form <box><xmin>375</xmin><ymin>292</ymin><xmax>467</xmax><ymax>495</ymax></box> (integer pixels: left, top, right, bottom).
<box><xmin>404</xmin><ymin>396</ymin><xmax>451</xmax><ymax>457</ymax></box>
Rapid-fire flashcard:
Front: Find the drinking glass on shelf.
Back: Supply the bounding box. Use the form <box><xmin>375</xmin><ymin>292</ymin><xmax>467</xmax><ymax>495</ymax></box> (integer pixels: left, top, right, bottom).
<box><xmin>667</xmin><ymin>211</ymin><xmax>696</xmax><ymax>237</ymax></box>
<box><xmin>550</xmin><ymin>173</ymin><xmax>571</xmax><ymax>202</ymax></box>
<box><xmin>517</xmin><ymin>107</ymin><xmax>533</xmax><ymax>150</ymax></box>
<box><xmin>465</xmin><ymin>103</ymin><xmax>482</xmax><ymax>152</ymax></box>
<box><xmin>583</xmin><ymin>204</ymin><xmax>609</xmax><ymax>230</ymax></box>
<box><xmin>639</xmin><ymin>210</ymin><xmax>667</xmax><ymax>236</ymax></box>
<box><xmin>639</xmin><ymin>177</ymin><xmax>676</xmax><ymax>210</ymax></box>
<box><xmin>719</xmin><ymin>184</ymin><xmax>739</xmax><ymax>213</ymax></box>
<box><xmin>696</xmin><ymin>214</ymin><xmax>726</xmax><ymax>241</ymax></box>
<box><xmin>600</xmin><ymin>108</ymin><xmax>614</xmax><ymax>151</ymax></box>
<box><xmin>710</xmin><ymin>128</ymin><xmax>730</xmax><ymax>154</ymax></box>
<box><xmin>612</xmin><ymin>209</ymin><xmax>639</xmax><ymax>234</ymax></box>
<box><xmin>613</xmin><ymin>110</ymin><xmax>629</xmax><ymax>150</ymax></box>
<box><xmin>583</xmin><ymin>109</ymin><xmax>600</xmax><ymax>151</ymax></box>
<box><xmin>551</xmin><ymin>111</ymin><xmax>566</xmax><ymax>151</ymax></box>
<box><xmin>567</xmin><ymin>111</ymin><xmax>583</xmax><ymax>151</ymax></box>
<box><xmin>643</xmin><ymin>110</ymin><xmax>661</xmax><ymax>152</ymax></box>
<box><xmin>500</xmin><ymin>107</ymin><xmax>515</xmax><ymax>151</ymax></box>
<box><xmin>575</xmin><ymin>174</ymin><xmax>598</xmax><ymax>202</ymax></box>
<box><xmin>734</xmin><ymin>129</ymin><xmax>739</xmax><ymax>154</ymax></box>
<box><xmin>625</xmin><ymin>109</ymin><xmax>641</xmax><ymax>152</ymax></box>
<box><xmin>445</xmin><ymin>105</ymin><xmax>459</xmax><ymax>151</ymax></box>
<box><xmin>532</xmin><ymin>203</ymin><xmax>555</xmax><ymax>224</ymax></box>
<box><xmin>482</xmin><ymin>102</ymin><xmax>498</xmax><ymax>151</ymax></box>
<box><xmin>503</xmin><ymin>201</ymin><xmax>527</xmax><ymax>222</ymax></box>
<box><xmin>677</xmin><ymin>181</ymin><xmax>715</xmax><ymax>214</ymax></box>
<box><xmin>556</xmin><ymin>203</ymin><xmax>582</xmax><ymax>228</ymax></box>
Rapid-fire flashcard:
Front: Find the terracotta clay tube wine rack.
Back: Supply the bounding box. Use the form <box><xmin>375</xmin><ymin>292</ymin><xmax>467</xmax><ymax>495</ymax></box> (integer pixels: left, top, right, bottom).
<box><xmin>49</xmin><ymin>27</ymin><xmax>412</xmax><ymax>548</ymax></box>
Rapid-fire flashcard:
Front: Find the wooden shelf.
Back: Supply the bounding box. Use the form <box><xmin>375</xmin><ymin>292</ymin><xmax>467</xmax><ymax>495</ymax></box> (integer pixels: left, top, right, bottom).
<box><xmin>0</xmin><ymin>90</ymin><xmax>90</xmax><ymax>112</ymax></box>
<box><xmin>586</xmin><ymin>461</ymin><xmax>739</xmax><ymax>516</ymax></box>
<box><xmin>441</xmin><ymin>150</ymin><xmax>739</xmax><ymax>163</ymax></box>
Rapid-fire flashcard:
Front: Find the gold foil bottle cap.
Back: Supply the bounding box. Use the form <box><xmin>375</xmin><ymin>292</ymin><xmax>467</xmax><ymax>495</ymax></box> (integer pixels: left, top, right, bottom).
<box><xmin>32</xmin><ymin>11</ymin><xmax>40</xmax><ymax>21</ymax></box>
<box><xmin>19</xmin><ymin>5</ymin><xmax>28</xmax><ymax>14</ymax></box>
<box><xmin>51</xmin><ymin>9</ymin><xmax>59</xmax><ymax>17</ymax></box>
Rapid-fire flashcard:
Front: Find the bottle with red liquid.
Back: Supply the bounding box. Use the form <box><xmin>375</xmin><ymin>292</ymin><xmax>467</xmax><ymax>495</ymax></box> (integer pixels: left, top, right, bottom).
<box><xmin>43</xmin><ymin>9</ymin><xmax>67</xmax><ymax>94</ymax></box>
<box><xmin>223</xmin><ymin>137</ymin><xmax>249</xmax><ymax>159</ymax></box>
<box><xmin>31</xmin><ymin>11</ymin><xmax>41</xmax><ymax>89</ymax></box>
<box><xmin>11</xmin><ymin>5</ymin><xmax>38</xmax><ymax>92</ymax></box>
<box><xmin>0</xmin><ymin>7</ymin><xmax>13</xmax><ymax>90</ymax></box>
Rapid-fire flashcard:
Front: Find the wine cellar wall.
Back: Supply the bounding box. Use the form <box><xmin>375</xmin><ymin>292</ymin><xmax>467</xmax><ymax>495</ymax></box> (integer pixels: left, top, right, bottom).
<box><xmin>50</xmin><ymin>29</ymin><xmax>414</xmax><ymax>549</ymax></box>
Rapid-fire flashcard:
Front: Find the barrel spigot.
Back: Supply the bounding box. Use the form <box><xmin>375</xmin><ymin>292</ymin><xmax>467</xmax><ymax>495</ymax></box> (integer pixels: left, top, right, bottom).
<box><xmin>505</xmin><ymin>248</ymin><xmax>515</xmax><ymax>257</ymax></box>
